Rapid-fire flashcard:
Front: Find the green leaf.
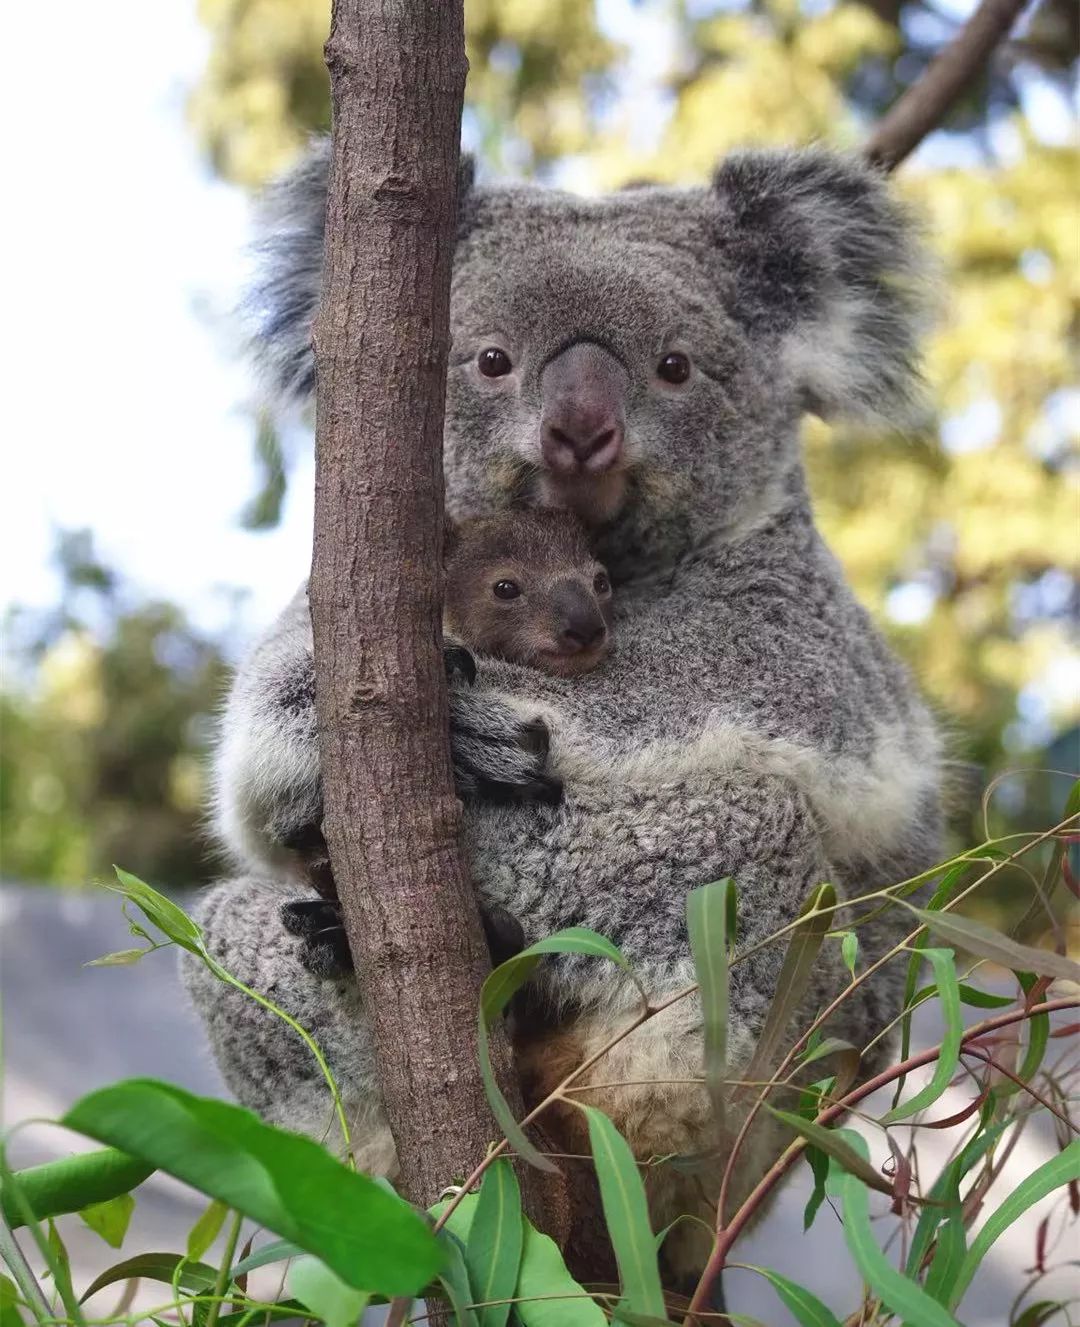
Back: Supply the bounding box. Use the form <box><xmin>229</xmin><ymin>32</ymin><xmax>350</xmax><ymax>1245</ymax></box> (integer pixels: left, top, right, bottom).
<box><xmin>904</xmin><ymin>1116</ymin><xmax>1009</xmax><ymax>1279</ymax></box>
<box><xmin>949</xmin><ymin>1141</ymin><xmax>1080</xmax><ymax>1307</ymax></box>
<box><xmin>106</xmin><ymin>867</ymin><xmax>205</xmax><ymax>954</ymax></box>
<box><xmin>1013</xmin><ymin>1302</ymin><xmax>1069</xmax><ymax>1327</ymax></box>
<box><xmin>824</xmin><ymin>1132</ymin><xmax>961</xmax><ymax>1327</ymax></box>
<box><xmin>802</xmin><ymin>1145</ymin><xmax>830</xmax><ymax>1232</ymax></box>
<box><xmin>85</xmin><ymin>948</ymin><xmax>151</xmax><ymax>968</ymax></box>
<box><xmin>741</xmin><ymin>1265</ymin><xmax>842</xmax><ymax>1327</ymax></box>
<box><xmin>436</xmin><ymin>1228</ymin><xmax>479</xmax><ymax>1327</ymax></box>
<box><xmin>187</xmin><ymin>1199</ymin><xmax>228</xmax><ymax>1262</ymax></box>
<box><xmin>478</xmin><ymin>928</ymin><xmax>635</xmax><ymax>1173</ymax></box>
<box><xmin>434</xmin><ymin>1194</ymin><xmax>606</xmax><ymax>1326</ymax></box>
<box><xmin>464</xmin><ymin>1159</ymin><xmax>523</xmax><ymax>1327</ymax></box>
<box><xmin>905</xmin><ymin>907</ymin><xmax>1080</xmax><ymax>984</ymax></box>
<box><xmin>581</xmin><ymin>1106</ymin><xmax>667</xmax><ymax>1321</ymax></box>
<box><xmin>956</xmin><ymin>983</ymin><xmax>1014</xmax><ymax>1009</ymax></box>
<box><xmin>763</xmin><ymin>1107</ymin><xmax>893</xmax><ymax>1197</ymax></box>
<box><xmin>287</xmin><ymin>1256</ymin><xmax>369</xmax><ymax>1327</ymax></box>
<box><xmin>883</xmin><ymin>949</ymin><xmax>962</xmax><ymax>1123</ymax></box>
<box><xmin>923</xmin><ymin>1213</ymin><xmax>965</xmax><ymax>1306</ymax></box>
<box><xmin>740</xmin><ymin>884</ymin><xmax>835</xmax><ymax>1097</ymax></box>
<box><xmin>62</xmin><ymin>1078</ymin><xmax>441</xmax><ymax>1296</ymax></box>
<box><xmin>46</xmin><ymin>1220</ymin><xmax>77</xmax><ymax>1319</ymax></box>
<box><xmin>79</xmin><ymin>1253</ymin><xmax>218</xmax><ymax>1304</ymax></box>
<box><xmin>78</xmin><ymin>1192</ymin><xmax>135</xmax><ymax>1249</ymax></box>
<box><xmin>0</xmin><ymin>1274</ymin><xmax>26</xmax><ymax>1327</ymax></box>
<box><xmin>840</xmin><ymin>931</ymin><xmax>858</xmax><ymax>977</ymax></box>
<box><xmin>230</xmin><ymin>1238</ymin><xmax>306</xmax><ymax>1278</ymax></box>
<box><xmin>1004</xmin><ymin>973</ymin><xmax>1050</xmax><ymax>1096</ymax></box>
<box><xmin>687</xmin><ymin>878</ymin><xmax>737</xmax><ymax>1119</ymax></box>
<box><xmin>0</xmin><ymin>1148</ymin><xmax>154</xmax><ymax>1229</ymax></box>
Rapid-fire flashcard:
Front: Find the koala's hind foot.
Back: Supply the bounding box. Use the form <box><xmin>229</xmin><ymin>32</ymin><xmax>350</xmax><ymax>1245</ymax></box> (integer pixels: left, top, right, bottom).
<box><xmin>281</xmin><ymin>897</ymin><xmax>526</xmax><ymax>979</ymax></box>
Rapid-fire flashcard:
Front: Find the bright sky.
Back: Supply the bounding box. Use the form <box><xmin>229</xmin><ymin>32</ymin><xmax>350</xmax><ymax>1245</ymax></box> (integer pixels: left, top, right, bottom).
<box><xmin>2</xmin><ymin>0</ymin><xmax>317</xmax><ymax>642</ymax></box>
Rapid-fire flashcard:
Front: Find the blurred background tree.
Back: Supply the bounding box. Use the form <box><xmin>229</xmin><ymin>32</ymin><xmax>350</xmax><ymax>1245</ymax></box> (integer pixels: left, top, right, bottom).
<box><xmin>3</xmin><ymin>0</ymin><xmax>1075</xmax><ymax>891</ymax></box>
<box><xmin>2</xmin><ymin>532</ymin><xmax>231</xmax><ymax>888</ymax></box>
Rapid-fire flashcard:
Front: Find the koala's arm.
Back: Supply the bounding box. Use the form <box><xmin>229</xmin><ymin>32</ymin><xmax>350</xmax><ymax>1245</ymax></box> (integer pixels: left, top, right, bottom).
<box><xmin>213</xmin><ymin>584</ymin><xmax>562</xmax><ymax>873</ymax></box>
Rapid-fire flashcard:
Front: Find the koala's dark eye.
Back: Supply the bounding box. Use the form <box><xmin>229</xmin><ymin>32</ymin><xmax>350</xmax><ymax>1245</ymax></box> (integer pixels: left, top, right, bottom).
<box><xmin>493</xmin><ymin>580</ymin><xmax>521</xmax><ymax>600</ymax></box>
<box><xmin>657</xmin><ymin>352</ymin><xmax>691</xmax><ymax>385</ymax></box>
<box><xmin>593</xmin><ymin>572</ymin><xmax>611</xmax><ymax>595</ymax></box>
<box><xmin>478</xmin><ymin>347</ymin><xmax>513</xmax><ymax>378</ymax></box>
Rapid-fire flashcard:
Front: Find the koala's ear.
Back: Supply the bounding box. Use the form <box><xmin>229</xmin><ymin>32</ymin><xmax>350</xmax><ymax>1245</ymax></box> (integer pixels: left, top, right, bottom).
<box><xmin>248</xmin><ymin>139</ymin><xmax>477</xmax><ymax>408</ymax></box>
<box><xmin>709</xmin><ymin>149</ymin><xmax>935</xmax><ymax>427</ymax></box>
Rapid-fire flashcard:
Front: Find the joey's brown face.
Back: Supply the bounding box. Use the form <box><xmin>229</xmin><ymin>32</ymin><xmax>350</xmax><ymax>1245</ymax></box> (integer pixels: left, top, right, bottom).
<box><xmin>444</xmin><ymin>513</ymin><xmax>615</xmax><ymax>678</ymax></box>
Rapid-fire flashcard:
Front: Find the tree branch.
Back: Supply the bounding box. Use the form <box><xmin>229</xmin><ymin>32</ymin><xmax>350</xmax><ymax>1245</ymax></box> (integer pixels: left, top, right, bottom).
<box><xmin>309</xmin><ymin>0</ymin><xmax>530</xmax><ymax>1214</ymax></box>
<box><xmin>864</xmin><ymin>0</ymin><xmax>1033</xmax><ymax>170</ymax></box>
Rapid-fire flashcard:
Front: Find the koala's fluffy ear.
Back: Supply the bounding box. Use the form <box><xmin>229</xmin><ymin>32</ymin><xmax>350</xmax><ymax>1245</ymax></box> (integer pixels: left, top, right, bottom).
<box><xmin>709</xmin><ymin>149</ymin><xmax>935</xmax><ymax>427</ymax></box>
<box><xmin>249</xmin><ymin>139</ymin><xmax>477</xmax><ymax>408</ymax></box>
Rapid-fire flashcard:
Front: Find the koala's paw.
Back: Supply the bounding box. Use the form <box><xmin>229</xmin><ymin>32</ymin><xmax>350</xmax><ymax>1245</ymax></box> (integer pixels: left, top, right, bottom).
<box><xmin>281</xmin><ymin>898</ymin><xmax>352</xmax><ymax>979</ymax></box>
<box><xmin>481</xmin><ymin>903</ymin><xmax>527</xmax><ymax>967</ymax></box>
<box><xmin>449</xmin><ymin>686</ymin><xmax>563</xmax><ymax>807</ymax></box>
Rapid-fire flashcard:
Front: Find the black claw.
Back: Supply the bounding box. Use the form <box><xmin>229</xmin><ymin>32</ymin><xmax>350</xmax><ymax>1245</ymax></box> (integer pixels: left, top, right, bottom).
<box><xmin>444</xmin><ymin>645</ymin><xmax>477</xmax><ymax>686</ymax></box>
<box><xmin>281</xmin><ymin>898</ymin><xmax>340</xmax><ymax>938</ymax></box>
<box><xmin>482</xmin><ymin>904</ymin><xmax>526</xmax><ymax>966</ymax></box>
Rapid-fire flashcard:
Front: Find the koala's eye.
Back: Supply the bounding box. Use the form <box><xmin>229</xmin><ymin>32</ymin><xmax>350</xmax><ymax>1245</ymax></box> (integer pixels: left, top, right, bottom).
<box><xmin>593</xmin><ymin>572</ymin><xmax>611</xmax><ymax>595</ymax></box>
<box><xmin>657</xmin><ymin>352</ymin><xmax>691</xmax><ymax>385</ymax></box>
<box><xmin>493</xmin><ymin>579</ymin><xmax>521</xmax><ymax>600</ymax></box>
<box><xmin>478</xmin><ymin>347</ymin><xmax>513</xmax><ymax>378</ymax></box>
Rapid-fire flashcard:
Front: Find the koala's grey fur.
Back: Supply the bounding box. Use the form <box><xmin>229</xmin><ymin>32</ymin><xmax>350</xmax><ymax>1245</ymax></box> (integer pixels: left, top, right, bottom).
<box><xmin>184</xmin><ymin>140</ymin><xmax>943</xmax><ymax>1271</ymax></box>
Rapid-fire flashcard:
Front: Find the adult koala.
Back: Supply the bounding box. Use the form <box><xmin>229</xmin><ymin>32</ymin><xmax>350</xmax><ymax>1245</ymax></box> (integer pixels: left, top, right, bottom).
<box><xmin>185</xmin><ymin>141</ymin><xmax>943</xmax><ymax>1278</ymax></box>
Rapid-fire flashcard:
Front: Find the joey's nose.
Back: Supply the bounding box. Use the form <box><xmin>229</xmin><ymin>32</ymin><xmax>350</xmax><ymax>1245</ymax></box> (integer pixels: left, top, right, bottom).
<box><xmin>540</xmin><ymin>341</ymin><xmax>628</xmax><ymax>476</ymax></box>
<box><xmin>552</xmin><ymin>584</ymin><xmax>607</xmax><ymax>653</ymax></box>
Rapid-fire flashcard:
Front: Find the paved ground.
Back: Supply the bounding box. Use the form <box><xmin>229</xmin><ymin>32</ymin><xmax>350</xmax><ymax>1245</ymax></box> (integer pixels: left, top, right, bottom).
<box><xmin>2</xmin><ymin>884</ymin><xmax>1074</xmax><ymax>1324</ymax></box>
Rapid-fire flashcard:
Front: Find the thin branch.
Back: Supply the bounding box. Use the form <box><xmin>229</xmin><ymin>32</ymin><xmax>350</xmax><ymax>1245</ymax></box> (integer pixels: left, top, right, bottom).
<box><xmin>864</xmin><ymin>0</ymin><xmax>1033</xmax><ymax>170</ymax></box>
<box><xmin>0</xmin><ymin>1213</ymin><xmax>52</xmax><ymax>1325</ymax></box>
<box><xmin>683</xmin><ymin>996</ymin><xmax>1080</xmax><ymax>1323</ymax></box>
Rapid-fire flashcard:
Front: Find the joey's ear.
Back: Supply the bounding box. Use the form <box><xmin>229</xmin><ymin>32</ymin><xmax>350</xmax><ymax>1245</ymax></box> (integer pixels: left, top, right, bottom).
<box><xmin>708</xmin><ymin>149</ymin><xmax>935</xmax><ymax>427</ymax></box>
<box><xmin>248</xmin><ymin>139</ymin><xmax>477</xmax><ymax>408</ymax></box>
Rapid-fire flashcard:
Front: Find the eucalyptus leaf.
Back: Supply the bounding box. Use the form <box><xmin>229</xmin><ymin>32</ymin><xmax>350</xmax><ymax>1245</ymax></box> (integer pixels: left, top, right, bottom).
<box><xmin>106</xmin><ymin>868</ymin><xmax>205</xmax><ymax>954</ymax></box>
<box><xmin>187</xmin><ymin>1199</ymin><xmax>228</xmax><ymax>1262</ymax></box>
<box><xmin>230</xmin><ymin>1238</ymin><xmax>306</xmax><ymax>1278</ymax></box>
<box><xmin>79</xmin><ymin>1253</ymin><xmax>218</xmax><ymax>1304</ymax></box>
<box><xmin>464</xmin><ymin>1159</ymin><xmax>523</xmax><ymax>1327</ymax></box>
<box><xmin>949</xmin><ymin>1141</ymin><xmax>1080</xmax><ymax>1307</ymax></box>
<box><xmin>824</xmin><ymin>1133</ymin><xmax>961</xmax><ymax>1327</ymax></box>
<box><xmin>287</xmin><ymin>1255</ymin><xmax>370</xmax><ymax>1327</ymax></box>
<box><xmin>742</xmin><ymin>1265</ymin><xmax>842</xmax><ymax>1327</ymax></box>
<box><xmin>687</xmin><ymin>878</ymin><xmax>736</xmax><ymax>1120</ymax></box>
<box><xmin>478</xmin><ymin>928</ymin><xmax>635</xmax><ymax>1173</ymax></box>
<box><xmin>78</xmin><ymin>1193</ymin><xmax>135</xmax><ymax>1249</ymax></box>
<box><xmin>581</xmin><ymin>1106</ymin><xmax>667</xmax><ymax>1321</ymax></box>
<box><xmin>1</xmin><ymin>1148</ymin><xmax>153</xmax><ymax>1229</ymax></box>
<box><xmin>740</xmin><ymin>883</ymin><xmax>835</xmax><ymax>1098</ymax></box>
<box><xmin>905</xmin><ymin>907</ymin><xmax>1080</xmax><ymax>984</ymax></box>
<box><xmin>62</xmin><ymin>1079</ymin><xmax>441</xmax><ymax>1295</ymax></box>
<box><xmin>437</xmin><ymin>1228</ymin><xmax>478</xmax><ymax>1327</ymax></box>
<box><xmin>763</xmin><ymin>1107</ymin><xmax>893</xmax><ymax>1197</ymax></box>
<box><xmin>883</xmin><ymin>949</ymin><xmax>961</xmax><ymax>1123</ymax></box>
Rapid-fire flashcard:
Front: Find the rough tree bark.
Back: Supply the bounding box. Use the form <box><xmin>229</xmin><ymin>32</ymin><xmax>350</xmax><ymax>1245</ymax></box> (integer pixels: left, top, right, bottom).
<box><xmin>308</xmin><ymin>0</ymin><xmax>535</xmax><ymax>1215</ymax></box>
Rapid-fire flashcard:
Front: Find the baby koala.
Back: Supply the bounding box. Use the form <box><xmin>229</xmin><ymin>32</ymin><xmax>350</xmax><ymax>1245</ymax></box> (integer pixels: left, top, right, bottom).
<box><xmin>282</xmin><ymin>507</ymin><xmax>613</xmax><ymax>976</ymax></box>
<box><xmin>443</xmin><ymin>508</ymin><xmax>614</xmax><ymax>679</ymax></box>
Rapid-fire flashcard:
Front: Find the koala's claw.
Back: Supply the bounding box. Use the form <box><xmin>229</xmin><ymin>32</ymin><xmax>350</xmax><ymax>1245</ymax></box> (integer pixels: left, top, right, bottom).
<box><xmin>443</xmin><ymin>644</ymin><xmax>477</xmax><ymax>687</ymax></box>
<box><xmin>281</xmin><ymin>899</ymin><xmax>353</xmax><ymax>979</ymax></box>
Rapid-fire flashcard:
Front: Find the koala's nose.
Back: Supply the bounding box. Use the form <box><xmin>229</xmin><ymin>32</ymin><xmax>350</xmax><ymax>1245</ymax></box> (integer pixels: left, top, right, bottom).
<box><xmin>540</xmin><ymin>342</ymin><xmax>628</xmax><ymax>476</ymax></box>
<box><xmin>552</xmin><ymin>583</ymin><xmax>607</xmax><ymax>652</ymax></box>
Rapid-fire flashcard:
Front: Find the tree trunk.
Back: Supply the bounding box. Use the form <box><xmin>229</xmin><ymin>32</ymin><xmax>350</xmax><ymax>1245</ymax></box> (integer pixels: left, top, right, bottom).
<box><xmin>309</xmin><ymin>0</ymin><xmax>527</xmax><ymax>1214</ymax></box>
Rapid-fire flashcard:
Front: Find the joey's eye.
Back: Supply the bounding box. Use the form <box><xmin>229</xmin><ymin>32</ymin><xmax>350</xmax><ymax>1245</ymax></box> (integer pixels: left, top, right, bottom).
<box><xmin>478</xmin><ymin>347</ymin><xmax>513</xmax><ymax>378</ymax></box>
<box><xmin>593</xmin><ymin>572</ymin><xmax>611</xmax><ymax>595</ymax></box>
<box><xmin>493</xmin><ymin>580</ymin><xmax>521</xmax><ymax>600</ymax></box>
<box><xmin>657</xmin><ymin>352</ymin><xmax>691</xmax><ymax>385</ymax></box>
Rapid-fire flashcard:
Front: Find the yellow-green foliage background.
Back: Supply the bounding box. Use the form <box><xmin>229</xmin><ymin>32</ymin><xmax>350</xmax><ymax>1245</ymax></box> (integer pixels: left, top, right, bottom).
<box><xmin>3</xmin><ymin>0</ymin><xmax>1076</xmax><ymax>888</ymax></box>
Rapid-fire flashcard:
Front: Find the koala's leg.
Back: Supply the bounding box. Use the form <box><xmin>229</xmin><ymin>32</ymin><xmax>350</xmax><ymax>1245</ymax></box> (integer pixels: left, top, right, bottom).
<box><xmin>472</xmin><ymin>770</ymin><xmax>879</xmax><ymax>1280</ymax></box>
<box><xmin>180</xmin><ymin>875</ymin><xmax>396</xmax><ymax>1176</ymax></box>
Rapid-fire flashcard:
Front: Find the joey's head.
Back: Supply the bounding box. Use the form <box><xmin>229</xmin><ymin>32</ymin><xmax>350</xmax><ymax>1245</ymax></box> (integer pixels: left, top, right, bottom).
<box><xmin>443</xmin><ymin>510</ymin><xmax>614</xmax><ymax>678</ymax></box>
<box><xmin>252</xmin><ymin>146</ymin><xmax>931</xmax><ymax>578</ymax></box>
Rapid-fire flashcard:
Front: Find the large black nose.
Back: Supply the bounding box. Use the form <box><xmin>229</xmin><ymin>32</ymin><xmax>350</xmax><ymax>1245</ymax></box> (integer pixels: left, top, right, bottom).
<box><xmin>552</xmin><ymin>582</ymin><xmax>607</xmax><ymax>652</ymax></box>
<box><xmin>540</xmin><ymin>342</ymin><xmax>628</xmax><ymax>476</ymax></box>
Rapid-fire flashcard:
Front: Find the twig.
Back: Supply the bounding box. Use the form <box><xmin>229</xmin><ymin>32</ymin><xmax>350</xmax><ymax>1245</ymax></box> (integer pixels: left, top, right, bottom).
<box><xmin>683</xmin><ymin>996</ymin><xmax>1080</xmax><ymax>1322</ymax></box>
<box><xmin>0</xmin><ymin>1212</ymin><xmax>52</xmax><ymax>1325</ymax></box>
<box><xmin>961</xmin><ymin>1046</ymin><xmax>1079</xmax><ymax>1134</ymax></box>
<box><xmin>864</xmin><ymin>0</ymin><xmax>1033</xmax><ymax>170</ymax></box>
<box><xmin>204</xmin><ymin>1210</ymin><xmax>243</xmax><ymax>1327</ymax></box>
